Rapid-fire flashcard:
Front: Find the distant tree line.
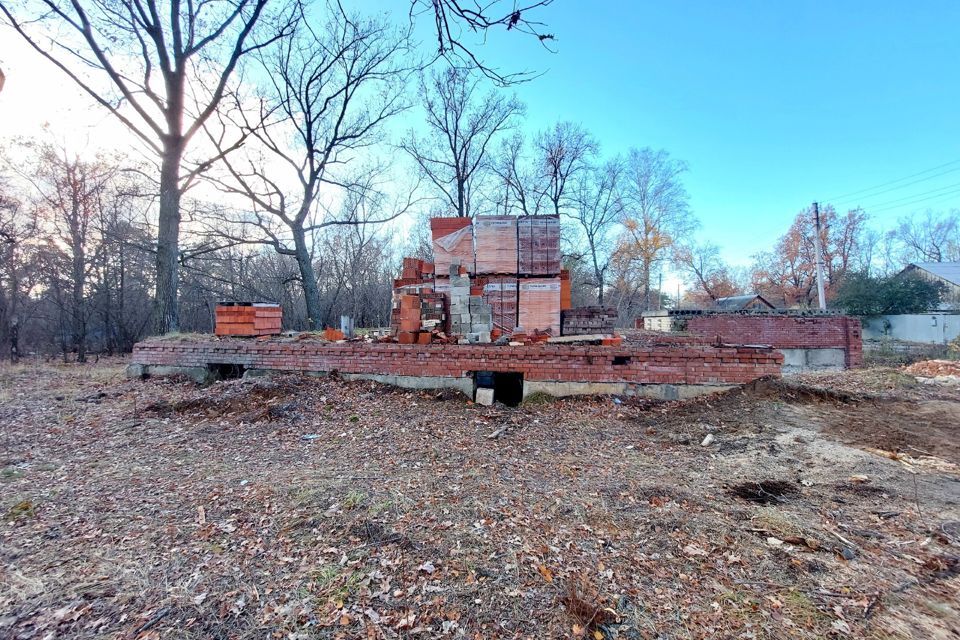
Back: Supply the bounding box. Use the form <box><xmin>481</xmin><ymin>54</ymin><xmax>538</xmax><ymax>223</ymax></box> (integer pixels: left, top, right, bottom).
<box><xmin>1</xmin><ymin>0</ymin><xmax>957</xmax><ymax>361</ymax></box>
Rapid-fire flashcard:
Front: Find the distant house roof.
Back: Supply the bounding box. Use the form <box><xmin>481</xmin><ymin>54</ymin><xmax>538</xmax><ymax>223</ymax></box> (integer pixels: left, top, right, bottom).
<box><xmin>903</xmin><ymin>262</ymin><xmax>960</xmax><ymax>286</ymax></box>
<box><xmin>713</xmin><ymin>294</ymin><xmax>776</xmax><ymax>311</ymax></box>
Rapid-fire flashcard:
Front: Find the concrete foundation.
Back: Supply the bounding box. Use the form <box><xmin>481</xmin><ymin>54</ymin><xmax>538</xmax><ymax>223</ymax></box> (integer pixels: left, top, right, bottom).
<box><xmin>126</xmin><ymin>363</ymin><xmax>214</xmax><ymax>384</ymax></box>
<box><xmin>339</xmin><ymin>372</ymin><xmax>475</xmax><ymax>397</ymax></box>
<box><xmin>522</xmin><ymin>380</ymin><xmax>735</xmax><ymax>400</ymax></box>
<box><xmin>779</xmin><ymin>348</ymin><xmax>845</xmax><ymax>374</ymax></box>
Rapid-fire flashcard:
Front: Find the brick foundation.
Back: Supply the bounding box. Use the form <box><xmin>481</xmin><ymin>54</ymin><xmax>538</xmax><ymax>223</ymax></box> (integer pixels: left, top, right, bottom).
<box><xmin>682</xmin><ymin>314</ymin><xmax>863</xmax><ymax>368</ymax></box>
<box><xmin>131</xmin><ymin>338</ymin><xmax>782</xmax><ymax>385</ymax></box>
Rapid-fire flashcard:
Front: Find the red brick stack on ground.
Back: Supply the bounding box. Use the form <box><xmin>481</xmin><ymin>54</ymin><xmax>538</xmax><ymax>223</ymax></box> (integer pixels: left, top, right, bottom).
<box><xmin>214</xmin><ymin>303</ymin><xmax>282</xmax><ymax>336</ymax></box>
<box><xmin>392</xmin><ymin>294</ymin><xmax>422</xmax><ymax>343</ymax></box>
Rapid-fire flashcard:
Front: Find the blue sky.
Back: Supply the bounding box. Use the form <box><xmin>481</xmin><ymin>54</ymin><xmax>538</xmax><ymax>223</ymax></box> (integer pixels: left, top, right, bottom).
<box><xmin>3</xmin><ymin>1</ymin><xmax>958</xmax><ymax>268</ymax></box>
<box><xmin>388</xmin><ymin>0</ymin><xmax>960</xmax><ymax>265</ymax></box>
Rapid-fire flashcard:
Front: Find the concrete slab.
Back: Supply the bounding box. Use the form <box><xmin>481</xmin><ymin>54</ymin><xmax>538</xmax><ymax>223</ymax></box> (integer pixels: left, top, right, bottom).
<box><xmin>475</xmin><ymin>387</ymin><xmax>495</xmax><ymax>405</ymax></box>
<box><xmin>522</xmin><ymin>380</ymin><xmax>736</xmax><ymax>401</ymax></box>
<box><xmin>339</xmin><ymin>373</ymin><xmax>474</xmax><ymax>397</ymax></box>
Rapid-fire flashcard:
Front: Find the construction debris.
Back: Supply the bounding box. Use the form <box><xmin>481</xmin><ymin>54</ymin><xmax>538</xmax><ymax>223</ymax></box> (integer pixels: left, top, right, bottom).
<box><xmin>392</xmin><ymin>215</ymin><xmax>611</xmax><ymax>344</ymax></box>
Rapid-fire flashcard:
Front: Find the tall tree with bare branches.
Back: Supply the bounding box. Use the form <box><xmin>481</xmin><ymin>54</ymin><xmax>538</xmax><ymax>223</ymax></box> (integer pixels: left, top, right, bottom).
<box><xmin>568</xmin><ymin>158</ymin><xmax>624</xmax><ymax>304</ymax></box>
<box><xmin>534</xmin><ymin>121</ymin><xmax>597</xmax><ymax>217</ymax></box>
<box><xmin>204</xmin><ymin>3</ymin><xmax>417</xmax><ymax>329</ymax></box>
<box><xmin>402</xmin><ymin>67</ymin><xmax>522</xmax><ymax>218</ymax></box>
<box><xmin>0</xmin><ymin>0</ymin><xmax>289</xmax><ymax>333</ymax></box>
<box><xmin>619</xmin><ymin>147</ymin><xmax>696</xmax><ymax>311</ymax></box>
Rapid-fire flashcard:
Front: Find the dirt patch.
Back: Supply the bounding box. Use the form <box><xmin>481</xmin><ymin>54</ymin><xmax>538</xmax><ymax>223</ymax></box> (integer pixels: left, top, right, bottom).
<box><xmin>729</xmin><ymin>479</ymin><xmax>800</xmax><ymax>504</ymax></box>
<box><xmin>141</xmin><ymin>379</ymin><xmax>304</xmax><ymax>422</ymax></box>
<box><xmin>821</xmin><ymin>400</ymin><xmax>960</xmax><ymax>462</ymax></box>
<box><xmin>742</xmin><ymin>376</ymin><xmax>867</xmax><ymax>403</ymax></box>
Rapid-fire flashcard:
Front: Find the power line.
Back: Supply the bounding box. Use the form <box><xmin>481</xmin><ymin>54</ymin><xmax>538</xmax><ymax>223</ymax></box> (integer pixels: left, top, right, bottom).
<box><xmin>833</xmin><ymin>165</ymin><xmax>960</xmax><ymax>206</ymax></box>
<box><xmin>866</xmin><ymin>185</ymin><xmax>960</xmax><ymax>214</ymax></box>
<box><xmin>824</xmin><ymin>158</ymin><xmax>960</xmax><ymax>203</ymax></box>
<box><xmin>857</xmin><ymin>179</ymin><xmax>960</xmax><ymax>210</ymax></box>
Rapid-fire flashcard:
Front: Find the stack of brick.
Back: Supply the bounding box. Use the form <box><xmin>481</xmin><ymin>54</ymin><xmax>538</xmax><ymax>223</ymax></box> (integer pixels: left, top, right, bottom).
<box><xmin>482</xmin><ymin>277</ymin><xmax>518</xmax><ymax>332</ymax></box>
<box><xmin>515</xmin><ymin>215</ymin><xmax>561</xmax><ymax>335</ymax></box>
<box><xmin>420</xmin><ymin>292</ymin><xmax>447</xmax><ymax>333</ymax></box>
<box><xmin>474</xmin><ymin>216</ymin><xmax>518</xmax><ymax>274</ymax></box>
<box><xmin>215</xmin><ymin>303</ymin><xmax>282</xmax><ymax>336</ymax></box>
<box><xmin>431</xmin><ymin>217</ymin><xmax>474</xmax><ymax>276</ymax></box>
<box><xmin>395</xmin><ymin>257</ymin><xmax>434</xmax><ymax>287</ymax></box>
<box><xmin>448</xmin><ymin>273</ymin><xmax>472</xmax><ymax>335</ymax></box>
<box><xmin>518</xmin><ymin>279</ymin><xmax>561</xmax><ymax>336</ymax></box>
<box><xmin>560</xmin><ymin>269</ymin><xmax>572</xmax><ymax>310</ymax></box>
<box><xmin>392</xmin><ymin>294</ymin><xmax>422</xmax><ymax>343</ymax></box>
<box><xmin>468</xmin><ymin>295</ymin><xmax>493</xmax><ymax>339</ymax></box>
<box><xmin>517</xmin><ymin>215</ymin><xmax>561</xmax><ymax>275</ymax></box>
<box><xmin>561</xmin><ymin>306</ymin><xmax>617</xmax><ymax>336</ymax></box>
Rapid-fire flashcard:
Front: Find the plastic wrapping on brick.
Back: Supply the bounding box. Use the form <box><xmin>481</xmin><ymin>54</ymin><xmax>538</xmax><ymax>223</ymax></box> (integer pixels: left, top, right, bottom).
<box><xmin>475</xmin><ymin>216</ymin><xmax>518</xmax><ymax>274</ymax></box>
<box><xmin>518</xmin><ymin>278</ymin><xmax>561</xmax><ymax>336</ymax></box>
<box><xmin>431</xmin><ymin>218</ymin><xmax>475</xmax><ymax>276</ymax></box>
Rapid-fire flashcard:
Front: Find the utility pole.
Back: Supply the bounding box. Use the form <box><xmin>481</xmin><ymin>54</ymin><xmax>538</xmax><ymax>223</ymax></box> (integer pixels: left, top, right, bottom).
<box><xmin>658</xmin><ymin>272</ymin><xmax>663</xmax><ymax>311</ymax></box>
<box><xmin>812</xmin><ymin>202</ymin><xmax>827</xmax><ymax>310</ymax></box>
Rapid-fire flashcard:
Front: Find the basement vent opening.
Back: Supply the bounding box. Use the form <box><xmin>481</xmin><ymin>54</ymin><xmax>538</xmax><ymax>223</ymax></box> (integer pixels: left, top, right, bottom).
<box><xmin>208</xmin><ymin>363</ymin><xmax>246</xmax><ymax>380</ymax></box>
<box><xmin>613</xmin><ymin>356</ymin><xmax>631</xmax><ymax>366</ymax></box>
<box><xmin>475</xmin><ymin>371</ymin><xmax>524</xmax><ymax>407</ymax></box>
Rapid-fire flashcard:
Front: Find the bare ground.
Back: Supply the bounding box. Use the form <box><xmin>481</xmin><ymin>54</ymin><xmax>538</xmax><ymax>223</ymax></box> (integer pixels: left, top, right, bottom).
<box><xmin>0</xmin><ymin>361</ymin><xmax>957</xmax><ymax>639</ymax></box>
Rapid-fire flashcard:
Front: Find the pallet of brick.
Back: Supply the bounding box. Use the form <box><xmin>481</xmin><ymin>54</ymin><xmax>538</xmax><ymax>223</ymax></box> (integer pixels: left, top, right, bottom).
<box><xmin>474</xmin><ymin>215</ymin><xmax>518</xmax><ymax>274</ymax></box>
<box><xmin>391</xmin><ymin>293</ymin><xmax>421</xmax><ymax>334</ymax></box>
<box><xmin>215</xmin><ymin>302</ymin><xmax>282</xmax><ymax>336</ymax></box>
<box><xmin>561</xmin><ymin>306</ymin><xmax>617</xmax><ymax>336</ymax></box>
<box><xmin>517</xmin><ymin>278</ymin><xmax>561</xmax><ymax>336</ymax></box>
<box><xmin>560</xmin><ymin>269</ymin><xmax>572</xmax><ymax>310</ymax></box>
<box><xmin>482</xmin><ymin>276</ymin><xmax>518</xmax><ymax>332</ymax></box>
<box><xmin>517</xmin><ymin>215</ymin><xmax>561</xmax><ymax>275</ymax></box>
<box><xmin>431</xmin><ymin>217</ymin><xmax>475</xmax><ymax>276</ymax></box>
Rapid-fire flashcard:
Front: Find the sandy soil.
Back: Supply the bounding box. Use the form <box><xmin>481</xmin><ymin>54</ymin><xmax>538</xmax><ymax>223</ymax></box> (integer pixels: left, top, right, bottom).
<box><xmin>0</xmin><ymin>360</ymin><xmax>957</xmax><ymax>639</ymax></box>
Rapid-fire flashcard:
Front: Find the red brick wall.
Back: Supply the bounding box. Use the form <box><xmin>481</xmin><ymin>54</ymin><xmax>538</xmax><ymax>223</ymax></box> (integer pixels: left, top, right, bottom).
<box><xmin>684</xmin><ymin>315</ymin><xmax>863</xmax><ymax>368</ymax></box>
<box><xmin>132</xmin><ymin>339</ymin><xmax>782</xmax><ymax>385</ymax></box>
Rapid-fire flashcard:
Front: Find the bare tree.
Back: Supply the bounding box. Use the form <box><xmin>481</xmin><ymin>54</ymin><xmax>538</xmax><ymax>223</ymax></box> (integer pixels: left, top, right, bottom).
<box><xmin>889</xmin><ymin>209</ymin><xmax>960</xmax><ymax>264</ymax></box>
<box><xmin>567</xmin><ymin>158</ymin><xmax>624</xmax><ymax>304</ymax></box>
<box><xmin>0</xmin><ymin>178</ymin><xmax>36</xmax><ymax>362</ymax></box>
<box><xmin>620</xmin><ymin>147</ymin><xmax>696</xmax><ymax>311</ymax></box>
<box><xmin>402</xmin><ymin>67</ymin><xmax>523</xmax><ymax>218</ymax></box>
<box><xmin>0</xmin><ymin>0</ymin><xmax>289</xmax><ymax>333</ymax></box>
<box><xmin>674</xmin><ymin>242</ymin><xmax>741</xmax><ymax>306</ymax></box>
<box><xmin>412</xmin><ymin>0</ymin><xmax>556</xmax><ymax>84</ymax></box>
<box><xmin>19</xmin><ymin>144</ymin><xmax>119</xmax><ymax>361</ymax></box>
<box><xmin>205</xmin><ymin>4</ymin><xmax>416</xmax><ymax>329</ymax></box>
<box><xmin>490</xmin><ymin>133</ymin><xmax>552</xmax><ymax>216</ymax></box>
<box><xmin>534</xmin><ymin>121</ymin><xmax>597</xmax><ymax>217</ymax></box>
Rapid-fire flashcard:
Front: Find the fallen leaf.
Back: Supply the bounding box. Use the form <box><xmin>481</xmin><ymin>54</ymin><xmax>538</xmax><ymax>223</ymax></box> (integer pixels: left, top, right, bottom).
<box><xmin>538</xmin><ymin>564</ymin><xmax>553</xmax><ymax>582</ymax></box>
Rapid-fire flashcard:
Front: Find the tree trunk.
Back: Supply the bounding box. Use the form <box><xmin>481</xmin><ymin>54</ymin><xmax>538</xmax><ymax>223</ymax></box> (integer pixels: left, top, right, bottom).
<box><xmin>293</xmin><ymin>229</ymin><xmax>322</xmax><ymax>331</ymax></box>
<box><xmin>154</xmin><ymin>143</ymin><xmax>183</xmax><ymax>334</ymax></box>
<box><xmin>456</xmin><ymin>180</ymin><xmax>466</xmax><ymax>217</ymax></box>
<box><xmin>72</xmin><ymin>238</ymin><xmax>86</xmax><ymax>363</ymax></box>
